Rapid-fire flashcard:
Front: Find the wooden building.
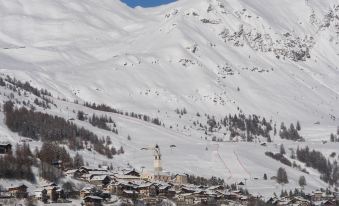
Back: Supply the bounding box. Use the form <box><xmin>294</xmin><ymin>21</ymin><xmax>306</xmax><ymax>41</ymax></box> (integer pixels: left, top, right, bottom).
<box><xmin>83</xmin><ymin>196</ymin><xmax>103</xmax><ymax>206</ymax></box>
<box><xmin>89</xmin><ymin>175</ymin><xmax>111</xmax><ymax>186</ymax></box>
<box><xmin>8</xmin><ymin>184</ymin><xmax>28</xmax><ymax>199</ymax></box>
<box><xmin>0</xmin><ymin>143</ymin><xmax>12</xmax><ymax>154</ymax></box>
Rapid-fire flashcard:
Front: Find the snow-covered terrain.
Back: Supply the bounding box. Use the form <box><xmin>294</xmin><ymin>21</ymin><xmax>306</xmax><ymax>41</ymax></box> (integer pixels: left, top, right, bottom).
<box><xmin>0</xmin><ymin>0</ymin><xmax>339</xmax><ymax>197</ymax></box>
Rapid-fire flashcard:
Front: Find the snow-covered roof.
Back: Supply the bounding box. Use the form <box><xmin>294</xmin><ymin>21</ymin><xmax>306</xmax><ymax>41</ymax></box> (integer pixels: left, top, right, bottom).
<box><xmin>90</xmin><ymin>175</ymin><xmax>110</xmax><ymax>181</ymax></box>
<box><xmin>83</xmin><ymin>195</ymin><xmax>103</xmax><ymax>200</ymax></box>
<box><xmin>123</xmin><ymin>190</ymin><xmax>138</xmax><ymax>194</ymax></box>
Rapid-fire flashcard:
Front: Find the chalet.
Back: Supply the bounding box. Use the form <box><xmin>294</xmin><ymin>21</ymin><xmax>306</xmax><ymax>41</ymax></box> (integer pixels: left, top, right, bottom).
<box><xmin>290</xmin><ymin>196</ymin><xmax>311</xmax><ymax>206</ymax></box>
<box><xmin>82</xmin><ymin>174</ymin><xmax>95</xmax><ymax>181</ymax></box>
<box><xmin>0</xmin><ymin>143</ymin><xmax>11</xmax><ymax>154</ymax></box>
<box><xmin>113</xmin><ymin>174</ymin><xmax>141</xmax><ymax>181</ymax></box>
<box><xmin>178</xmin><ymin>186</ymin><xmax>196</xmax><ymax>194</ymax></box>
<box><xmin>89</xmin><ymin>175</ymin><xmax>111</xmax><ymax>186</ymax></box>
<box><xmin>175</xmin><ymin>193</ymin><xmax>195</xmax><ymax>205</ymax></box>
<box><xmin>80</xmin><ymin>187</ymin><xmax>95</xmax><ymax>198</ymax></box>
<box><xmin>157</xmin><ymin>184</ymin><xmax>175</xmax><ymax>198</ymax></box>
<box><xmin>207</xmin><ymin>185</ymin><xmax>225</xmax><ymax>191</ymax></box>
<box><xmin>277</xmin><ymin>198</ymin><xmax>291</xmax><ymax>206</ymax></box>
<box><xmin>51</xmin><ymin>160</ymin><xmax>63</xmax><ymax>169</ymax></box>
<box><xmin>238</xmin><ymin>181</ymin><xmax>245</xmax><ymax>186</ymax></box>
<box><xmin>312</xmin><ymin>191</ymin><xmax>324</xmax><ymax>201</ymax></box>
<box><xmin>192</xmin><ymin>190</ymin><xmax>209</xmax><ymax>205</ymax></box>
<box><xmin>323</xmin><ymin>200</ymin><xmax>337</xmax><ymax>206</ymax></box>
<box><xmin>106</xmin><ymin>182</ymin><xmax>119</xmax><ymax>194</ymax></box>
<box><xmin>123</xmin><ymin>169</ymin><xmax>140</xmax><ymax>177</ymax></box>
<box><xmin>137</xmin><ymin>183</ymin><xmax>158</xmax><ymax>197</ymax></box>
<box><xmin>334</xmin><ymin>192</ymin><xmax>339</xmax><ymax>200</ymax></box>
<box><xmin>8</xmin><ymin>184</ymin><xmax>28</xmax><ymax>199</ymax></box>
<box><xmin>65</xmin><ymin>169</ymin><xmax>82</xmax><ymax>178</ymax></box>
<box><xmin>83</xmin><ymin>196</ymin><xmax>103</xmax><ymax>206</ymax></box>
<box><xmin>122</xmin><ymin>190</ymin><xmax>139</xmax><ymax>199</ymax></box>
<box><xmin>79</xmin><ymin>166</ymin><xmax>107</xmax><ymax>173</ymax></box>
<box><xmin>322</xmin><ymin>193</ymin><xmax>335</xmax><ymax>201</ymax></box>
<box><xmin>34</xmin><ymin>189</ymin><xmax>48</xmax><ymax>202</ymax></box>
<box><xmin>142</xmin><ymin>171</ymin><xmax>172</xmax><ymax>182</ymax></box>
<box><xmin>172</xmin><ymin>174</ymin><xmax>188</xmax><ymax>185</ymax></box>
<box><xmin>266</xmin><ymin>197</ymin><xmax>279</xmax><ymax>205</ymax></box>
<box><xmin>239</xmin><ymin>196</ymin><xmax>249</xmax><ymax>205</ymax></box>
<box><xmin>45</xmin><ymin>186</ymin><xmax>59</xmax><ymax>202</ymax></box>
<box><xmin>107</xmin><ymin>181</ymin><xmax>137</xmax><ymax>196</ymax></box>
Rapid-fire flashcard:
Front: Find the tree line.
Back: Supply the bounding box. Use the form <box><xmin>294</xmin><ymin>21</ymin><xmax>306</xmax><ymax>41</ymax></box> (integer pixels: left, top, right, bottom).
<box><xmin>83</xmin><ymin>102</ymin><xmax>163</xmax><ymax>126</ymax></box>
<box><xmin>296</xmin><ymin>146</ymin><xmax>339</xmax><ymax>185</ymax></box>
<box><xmin>0</xmin><ymin>143</ymin><xmax>35</xmax><ymax>183</ymax></box>
<box><xmin>279</xmin><ymin>122</ymin><xmax>303</xmax><ymax>141</ymax></box>
<box><xmin>195</xmin><ymin>113</ymin><xmax>273</xmax><ymax>142</ymax></box>
<box><xmin>4</xmin><ymin>101</ymin><xmax>123</xmax><ymax>159</ymax></box>
<box><xmin>1</xmin><ymin>75</ymin><xmax>52</xmax><ymax>97</ymax></box>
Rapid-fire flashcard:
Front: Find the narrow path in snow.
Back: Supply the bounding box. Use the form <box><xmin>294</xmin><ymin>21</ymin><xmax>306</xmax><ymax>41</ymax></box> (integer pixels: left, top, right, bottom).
<box><xmin>215</xmin><ymin>144</ymin><xmax>233</xmax><ymax>180</ymax></box>
<box><xmin>234</xmin><ymin>149</ymin><xmax>252</xmax><ymax>179</ymax></box>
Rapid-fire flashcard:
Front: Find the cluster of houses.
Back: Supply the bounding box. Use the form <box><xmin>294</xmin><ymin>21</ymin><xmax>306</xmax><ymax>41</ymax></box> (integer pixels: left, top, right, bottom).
<box><xmin>0</xmin><ymin>183</ymin><xmax>71</xmax><ymax>204</ymax></box>
<box><xmin>1</xmin><ymin>165</ymin><xmax>339</xmax><ymax>206</ymax></box>
<box><xmin>266</xmin><ymin>191</ymin><xmax>339</xmax><ymax>206</ymax></box>
<box><xmin>63</xmin><ymin>166</ymin><xmax>253</xmax><ymax>206</ymax></box>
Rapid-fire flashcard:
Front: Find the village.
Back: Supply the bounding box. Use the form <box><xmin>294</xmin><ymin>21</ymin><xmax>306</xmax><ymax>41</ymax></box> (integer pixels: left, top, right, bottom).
<box><xmin>0</xmin><ymin>143</ymin><xmax>339</xmax><ymax>206</ymax></box>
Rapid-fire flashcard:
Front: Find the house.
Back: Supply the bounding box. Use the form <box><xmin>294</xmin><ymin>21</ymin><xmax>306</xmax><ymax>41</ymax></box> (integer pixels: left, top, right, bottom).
<box><xmin>158</xmin><ymin>184</ymin><xmax>175</xmax><ymax>198</ymax></box>
<box><xmin>51</xmin><ymin>160</ymin><xmax>63</xmax><ymax>169</ymax></box>
<box><xmin>113</xmin><ymin>174</ymin><xmax>141</xmax><ymax>181</ymax></box>
<box><xmin>0</xmin><ymin>143</ymin><xmax>11</xmax><ymax>154</ymax></box>
<box><xmin>290</xmin><ymin>196</ymin><xmax>311</xmax><ymax>206</ymax></box>
<box><xmin>90</xmin><ymin>175</ymin><xmax>111</xmax><ymax>186</ymax></box>
<box><xmin>312</xmin><ymin>191</ymin><xmax>324</xmax><ymax>201</ymax></box>
<box><xmin>45</xmin><ymin>186</ymin><xmax>59</xmax><ymax>202</ymax></box>
<box><xmin>65</xmin><ymin>169</ymin><xmax>82</xmax><ymax>178</ymax></box>
<box><xmin>175</xmin><ymin>193</ymin><xmax>195</xmax><ymax>205</ymax></box>
<box><xmin>83</xmin><ymin>196</ymin><xmax>103</xmax><ymax>206</ymax></box>
<box><xmin>34</xmin><ymin>189</ymin><xmax>48</xmax><ymax>202</ymax></box>
<box><xmin>79</xmin><ymin>166</ymin><xmax>107</xmax><ymax>173</ymax></box>
<box><xmin>123</xmin><ymin>169</ymin><xmax>140</xmax><ymax>177</ymax></box>
<box><xmin>8</xmin><ymin>184</ymin><xmax>28</xmax><ymax>199</ymax></box>
<box><xmin>107</xmin><ymin>181</ymin><xmax>136</xmax><ymax>196</ymax></box>
<box><xmin>334</xmin><ymin>192</ymin><xmax>339</xmax><ymax>200</ymax></box>
<box><xmin>173</xmin><ymin>174</ymin><xmax>188</xmax><ymax>185</ymax></box>
<box><xmin>80</xmin><ymin>187</ymin><xmax>95</xmax><ymax>198</ymax></box>
<box><xmin>137</xmin><ymin>183</ymin><xmax>158</xmax><ymax>197</ymax></box>
<box><xmin>207</xmin><ymin>185</ymin><xmax>225</xmax><ymax>191</ymax></box>
<box><xmin>122</xmin><ymin>190</ymin><xmax>138</xmax><ymax>199</ymax></box>
<box><xmin>142</xmin><ymin>171</ymin><xmax>172</xmax><ymax>182</ymax></box>
<box><xmin>323</xmin><ymin>200</ymin><xmax>337</xmax><ymax>206</ymax></box>
<box><xmin>238</xmin><ymin>182</ymin><xmax>245</xmax><ymax>186</ymax></box>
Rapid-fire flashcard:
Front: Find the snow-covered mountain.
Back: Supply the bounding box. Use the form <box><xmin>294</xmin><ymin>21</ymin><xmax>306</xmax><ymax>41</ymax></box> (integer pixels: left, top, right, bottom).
<box><xmin>1</xmin><ymin>0</ymin><xmax>339</xmax><ymax>124</ymax></box>
<box><xmin>0</xmin><ymin>0</ymin><xmax>339</xmax><ymax>197</ymax></box>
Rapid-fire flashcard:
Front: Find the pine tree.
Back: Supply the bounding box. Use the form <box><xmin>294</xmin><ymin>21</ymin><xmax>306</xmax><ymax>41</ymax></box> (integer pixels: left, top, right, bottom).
<box><xmin>280</xmin><ymin>144</ymin><xmax>286</xmax><ymax>155</ymax></box>
<box><xmin>296</xmin><ymin>121</ymin><xmax>301</xmax><ymax>131</ymax></box>
<box><xmin>330</xmin><ymin>133</ymin><xmax>336</xmax><ymax>142</ymax></box>
<box><xmin>298</xmin><ymin>176</ymin><xmax>306</xmax><ymax>187</ymax></box>
<box><xmin>73</xmin><ymin>153</ymin><xmax>84</xmax><ymax>168</ymax></box>
<box><xmin>77</xmin><ymin>111</ymin><xmax>85</xmax><ymax>121</ymax></box>
<box><xmin>263</xmin><ymin>173</ymin><xmax>267</xmax><ymax>180</ymax></box>
<box><xmin>277</xmin><ymin>167</ymin><xmax>288</xmax><ymax>184</ymax></box>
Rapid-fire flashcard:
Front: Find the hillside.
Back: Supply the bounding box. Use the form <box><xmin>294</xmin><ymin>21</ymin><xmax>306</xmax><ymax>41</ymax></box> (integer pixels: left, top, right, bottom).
<box><xmin>0</xmin><ymin>0</ymin><xmax>339</xmax><ymax>199</ymax></box>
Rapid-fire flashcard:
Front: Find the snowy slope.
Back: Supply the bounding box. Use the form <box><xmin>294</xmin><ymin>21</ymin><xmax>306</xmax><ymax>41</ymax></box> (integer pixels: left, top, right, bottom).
<box><xmin>0</xmin><ymin>0</ymin><xmax>338</xmax><ymax>125</ymax></box>
<box><xmin>0</xmin><ymin>0</ymin><xmax>339</xmax><ymax>197</ymax></box>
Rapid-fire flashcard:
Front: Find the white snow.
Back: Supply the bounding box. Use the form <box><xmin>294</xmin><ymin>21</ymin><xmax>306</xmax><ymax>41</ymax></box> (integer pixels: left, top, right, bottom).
<box><xmin>0</xmin><ymin>0</ymin><xmax>338</xmax><ymax>198</ymax></box>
